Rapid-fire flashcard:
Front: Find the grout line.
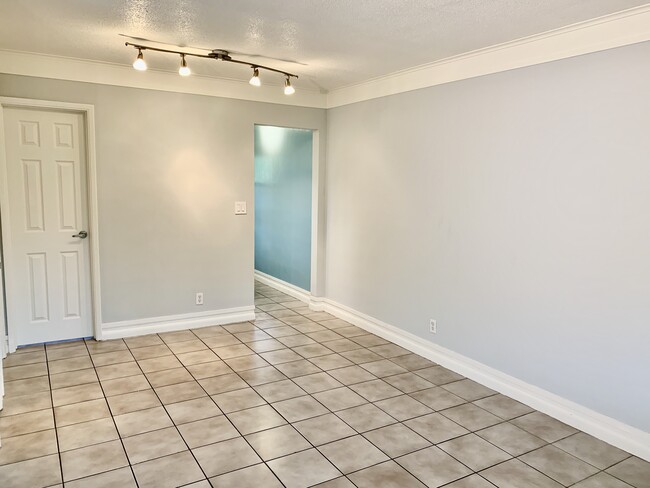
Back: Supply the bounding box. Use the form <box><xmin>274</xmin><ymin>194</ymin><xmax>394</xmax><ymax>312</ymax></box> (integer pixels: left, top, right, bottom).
<box><xmin>41</xmin><ymin>344</ymin><xmax>65</xmax><ymax>486</ymax></box>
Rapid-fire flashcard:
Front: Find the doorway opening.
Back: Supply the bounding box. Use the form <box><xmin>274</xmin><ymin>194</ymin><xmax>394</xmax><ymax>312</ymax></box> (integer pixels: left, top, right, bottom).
<box><xmin>254</xmin><ymin>125</ymin><xmax>314</xmax><ymax>295</ymax></box>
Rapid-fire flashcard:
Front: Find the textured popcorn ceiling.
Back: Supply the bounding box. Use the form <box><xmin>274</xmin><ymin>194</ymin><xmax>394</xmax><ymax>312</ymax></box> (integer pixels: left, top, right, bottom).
<box><xmin>0</xmin><ymin>0</ymin><xmax>645</xmax><ymax>91</ymax></box>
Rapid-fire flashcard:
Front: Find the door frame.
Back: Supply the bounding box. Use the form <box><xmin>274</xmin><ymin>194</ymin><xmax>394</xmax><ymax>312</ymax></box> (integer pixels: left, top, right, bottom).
<box><xmin>0</xmin><ymin>97</ymin><xmax>103</xmax><ymax>352</ymax></box>
<box><xmin>253</xmin><ymin>124</ymin><xmax>323</xmax><ymax>298</ymax></box>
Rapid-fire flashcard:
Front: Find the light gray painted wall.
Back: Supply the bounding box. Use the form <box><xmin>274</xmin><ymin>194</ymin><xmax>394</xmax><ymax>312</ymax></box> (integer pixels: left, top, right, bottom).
<box><xmin>325</xmin><ymin>42</ymin><xmax>650</xmax><ymax>431</ymax></box>
<box><xmin>0</xmin><ymin>74</ymin><xmax>327</xmax><ymax>324</ymax></box>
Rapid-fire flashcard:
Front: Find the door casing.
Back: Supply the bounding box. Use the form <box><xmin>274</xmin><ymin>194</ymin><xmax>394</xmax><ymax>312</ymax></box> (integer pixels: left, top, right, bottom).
<box><xmin>0</xmin><ymin>97</ymin><xmax>103</xmax><ymax>352</ymax></box>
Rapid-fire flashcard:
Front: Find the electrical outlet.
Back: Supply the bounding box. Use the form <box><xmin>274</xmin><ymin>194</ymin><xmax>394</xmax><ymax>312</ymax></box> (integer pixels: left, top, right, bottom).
<box><xmin>235</xmin><ymin>201</ymin><xmax>247</xmax><ymax>215</ymax></box>
<box><xmin>196</xmin><ymin>292</ymin><xmax>204</xmax><ymax>305</ymax></box>
<box><xmin>429</xmin><ymin>319</ymin><xmax>437</xmax><ymax>334</ymax></box>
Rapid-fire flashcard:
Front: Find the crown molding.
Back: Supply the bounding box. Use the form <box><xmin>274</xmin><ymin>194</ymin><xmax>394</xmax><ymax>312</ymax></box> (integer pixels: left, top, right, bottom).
<box><xmin>0</xmin><ymin>49</ymin><xmax>327</xmax><ymax>109</ymax></box>
<box><xmin>326</xmin><ymin>4</ymin><xmax>650</xmax><ymax>108</ymax></box>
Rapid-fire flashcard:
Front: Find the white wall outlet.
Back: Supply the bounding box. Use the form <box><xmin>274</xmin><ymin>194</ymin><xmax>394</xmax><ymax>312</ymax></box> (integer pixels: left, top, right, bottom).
<box><xmin>195</xmin><ymin>292</ymin><xmax>204</xmax><ymax>305</ymax></box>
<box><xmin>235</xmin><ymin>201</ymin><xmax>247</xmax><ymax>215</ymax></box>
<box><xmin>429</xmin><ymin>319</ymin><xmax>437</xmax><ymax>334</ymax></box>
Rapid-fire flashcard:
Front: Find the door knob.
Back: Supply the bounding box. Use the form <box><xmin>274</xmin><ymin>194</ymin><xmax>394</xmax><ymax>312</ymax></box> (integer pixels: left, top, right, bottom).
<box><xmin>72</xmin><ymin>230</ymin><xmax>88</xmax><ymax>239</ymax></box>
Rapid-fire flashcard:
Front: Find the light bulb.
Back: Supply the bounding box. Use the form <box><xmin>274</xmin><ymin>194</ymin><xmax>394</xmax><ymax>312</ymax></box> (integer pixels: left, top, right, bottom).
<box><xmin>133</xmin><ymin>50</ymin><xmax>147</xmax><ymax>71</ymax></box>
<box><xmin>249</xmin><ymin>68</ymin><xmax>261</xmax><ymax>87</ymax></box>
<box><xmin>179</xmin><ymin>55</ymin><xmax>191</xmax><ymax>76</ymax></box>
<box><xmin>284</xmin><ymin>77</ymin><xmax>295</xmax><ymax>95</ymax></box>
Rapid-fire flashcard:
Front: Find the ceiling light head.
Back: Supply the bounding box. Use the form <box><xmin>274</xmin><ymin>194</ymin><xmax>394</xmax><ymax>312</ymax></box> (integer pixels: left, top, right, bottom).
<box><xmin>133</xmin><ymin>49</ymin><xmax>147</xmax><ymax>71</ymax></box>
<box><xmin>284</xmin><ymin>77</ymin><xmax>295</xmax><ymax>95</ymax></box>
<box><xmin>249</xmin><ymin>68</ymin><xmax>261</xmax><ymax>87</ymax></box>
<box><xmin>179</xmin><ymin>54</ymin><xmax>191</xmax><ymax>76</ymax></box>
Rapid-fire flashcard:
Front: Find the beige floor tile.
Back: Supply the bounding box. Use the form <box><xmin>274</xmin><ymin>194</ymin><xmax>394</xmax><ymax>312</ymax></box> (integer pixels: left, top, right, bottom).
<box><xmin>50</xmin><ymin>368</ymin><xmax>98</xmax><ymax>389</ymax></box>
<box><xmin>213</xmin><ymin>344</ymin><xmax>256</xmax><ymax>360</ymax></box>
<box><xmin>48</xmin><ymin>356</ymin><xmax>93</xmax><ymax>374</ymax></box>
<box><xmin>444</xmin><ymin>475</ymin><xmax>496</xmax><ymax>488</ymax></box>
<box><xmin>607</xmin><ymin>457</ymin><xmax>650</xmax><ymax>488</ymax></box>
<box><xmin>193</xmin><ymin>437</ymin><xmax>261</xmax><ymax>477</ymax></box>
<box><xmin>246</xmin><ymin>424</ymin><xmax>311</xmax><ymax>460</ymax></box>
<box><xmin>202</xmin><ymin>334</ymin><xmax>242</xmax><ymax>348</ymax></box>
<box><xmin>239</xmin><ymin>366</ymin><xmax>288</xmax><ymax>386</ymax></box>
<box><xmin>91</xmin><ymin>350</ymin><xmax>135</xmax><ymax>367</ymax></box>
<box><xmin>160</xmin><ymin>330</ymin><xmax>197</xmax><ymax>344</ymax></box>
<box><xmin>441</xmin><ymin>379</ymin><xmax>497</xmax><ymax>401</ymax></box>
<box><xmin>363</xmin><ymin>423</ymin><xmax>431</xmax><ymax>458</ymax></box>
<box><xmin>405</xmin><ymin>413</ymin><xmax>469</xmax><ymax>444</ymax></box>
<box><xmin>122</xmin><ymin>427</ymin><xmax>187</xmax><ymax>464</ymax></box>
<box><xmin>212</xmin><ymin>387</ymin><xmax>267</xmax><ymax>413</ymax></box>
<box><xmin>475</xmin><ymin>421</ymin><xmax>547</xmax><ymax>456</ymax></box>
<box><xmin>313</xmin><ymin>477</ymin><xmax>357</xmax><ymax>487</ymax></box>
<box><xmin>293</xmin><ymin>372</ymin><xmax>343</xmax><ymax>393</ymax></box>
<box><xmin>440</xmin><ymin>433</ymin><xmax>512</xmax><ymax>471</ymax></box>
<box><xmin>259</xmin><ymin>348</ymin><xmax>303</xmax><ymax>364</ymax></box>
<box><xmin>52</xmin><ymin>382</ymin><xmax>104</xmax><ymax>407</ymax></box>
<box><xmin>166</xmin><ymin>397</ymin><xmax>223</xmax><ymax>425</ymax></box>
<box><xmin>224</xmin><ymin>354</ymin><xmax>270</xmax><ymax>372</ymax></box>
<box><xmin>3</xmin><ymin>362</ymin><xmax>48</xmax><ymax>381</ymax></box>
<box><xmin>46</xmin><ymin>345</ymin><xmax>88</xmax><ymax>361</ymax></box>
<box><xmin>278</xmin><ymin>334</ymin><xmax>317</xmax><ymax>348</ymax></box>
<box><xmin>336</xmin><ymin>403</ymin><xmax>397</xmax><ymax>433</ymax></box>
<box><xmin>227</xmin><ymin>404</ymin><xmax>287</xmax><ymax>434</ymax></box>
<box><xmin>268</xmin><ymin>448</ymin><xmax>341</xmax><ymax>488</ymax></box>
<box><xmin>0</xmin><ymin>453</ymin><xmax>62</xmax><ymax>488</ymax></box>
<box><xmin>0</xmin><ymin>429</ymin><xmax>58</xmax><ymax>465</ymax></box>
<box><xmin>313</xmin><ymin>387</ymin><xmax>367</xmax><ymax>411</ymax></box>
<box><xmin>293</xmin><ymin>413</ymin><xmax>356</xmax><ymax>446</ymax></box>
<box><xmin>209</xmin><ymin>463</ymin><xmax>282</xmax><ymax>488</ymax></box>
<box><xmin>186</xmin><ymin>360</ymin><xmax>233</xmax><ymax>379</ymax></box>
<box><xmin>272</xmin><ymin>395</ymin><xmax>328</xmax><ymax>422</ymax></box>
<box><xmin>65</xmin><ymin>467</ymin><xmax>137</xmax><ymax>488</ymax></box>
<box><xmin>359</xmin><ymin>359</ymin><xmax>408</xmax><ymax>378</ymax></box>
<box><xmin>520</xmin><ymin>445</ymin><xmax>601</xmax><ymax>486</ymax></box>
<box><xmin>321</xmin><ymin>338</ymin><xmax>364</xmax><ymax>353</ymax></box>
<box><xmin>154</xmin><ymin>380</ymin><xmax>206</xmax><ymax>404</ymax></box>
<box><xmin>124</xmin><ymin>334</ymin><xmax>164</xmax><ymax>349</ymax></box>
<box><xmin>106</xmin><ymin>390</ymin><xmax>160</xmax><ymax>415</ymax></box>
<box><xmin>101</xmin><ymin>374</ymin><xmax>151</xmax><ymax>396</ymax></box>
<box><xmin>2</xmin><ymin>350</ymin><xmax>46</xmax><ymax>367</ymax></box>
<box><xmin>440</xmin><ymin>403</ymin><xmax>502</xmax><ymax>431</ymax></box>
<box><xmin>176</xmin><ymin>349</ymin><xmax>219</xmax><ymax>366</ymax></box>
<box><xmin>482</xmin><ymin>458</ymin><xmax>563</xmax><ymax>488</ymax></box>
<box><xmin>340</xmin><ymin>349</ymin><xmax>383</xmax><ymax>365</ymax></box>
<box><xmin>199</xmin><ymin>373</ymin><xmax>248</xmax><ymax>394</ymax></box>
<box><xmin>61</xmin><ymin>439</ymin><xmax>128</xmax><ymax>481</ymax></box>
<box><xmin>0</xmin><ymin>391</ymin><xmax>52</xmax><ymax>417</ymax></box>
<box><xmin>397</xmin><ymin>446</ymin><xmax>473</xmax><ymax>487</ymax></box>
<box><xmin>130</xmin><ymin>344</ymin><xmax>173</xmax><ymax>360</ymax></box>
<box><xmin>0</xmin><ymin>408</ymin><xmax>55</xmax><ymax>437</ymax></box>
<box><xmin>473</xmin><ymin>393</ymin><xmax>534</xmax><ymax>420</ymax></box>
<box><xmin>254</xmin><ymin>379</ymin><xmax>307</xmax><ymax>404</ymax></box>
<box><xmin>320</xmin><ymin>435</ymin><xmax>389</xmax><ymax>474</ymax></box>
<box><xmin>410</xmin><ymin>387</ymin><xmax>466</xmax><ymax>410</ymax></box>
<box><xmin>137</xmin><ymin>355</ymin><xmax>182</xmax><ymax>373</ymax></box>
<box><xmin>554</xmin><ymin>432</ymin><xmax>630</xmax><ymax>469</ymax></box>
<box><xmin>274</xmin><ymin>359</ymin><xmax>322</xmax><ymax>377</ymax></box>
<box><xmin>57</xmin><ymin>417</ymin><xmax>119</xmax><ymax>451</ymax></box>
<box><xmin>247</xmin><ymin>338</ymin><xmax>287</xmax><ymax>353</ymax></box>
<box><xmin>389</xmin><ymin>353</ymin><xmax>435</xmax><ymax>371</ymax></box>
<box><xmin>511</xmin><ymin>411</ymin><xmax>579</xmax><ymax>443</ymax></box>
<box><xmin>95</xmin><ymin>362</ymin><xmax>142</xmax><ymax>381</ymax></box>
<box><xmin>351</xmin><ymin>334</ymin><xmax>389</xmax><ymax>348</ymax></box>
<box><xmin>383</xmin><ymin>372</ymin><xmax>435</xmax><ymax>393</ymax></box>
<box><xmin>132</xmin><ymin>450</ymin><xmax>204</xmax><ymax>488</ymax></box>
<box><xmin>177</xmin><ymin>415</ymin><xmax>240</xmax><ymax>448</ymax></box>
<box><xmin>368</xmin><ymin>344</ymin><xmax>411</xmax><ymax>358</ymax></box>
<box><xmin>573</xmin><ymin>472</ymin><xmax>638</xmax><ymax>488</ymax></box>
<box><xmin>114</xmin><ymin>406</ymin><xmax>173</xmax><ymax>437</ymax></box>
<box><xmin>4</xmin><ymin>376</ymin><xmax>50</xmax><ymax>396</ymax></box>
<box><xmin>347</xmin><ymin>460</ymin><xmax>425</xmax><ymax>488</ymax></box>
<box><xmin>327</xmin><ymin>365</ymin><xmax>376</xmax><ymax>385</ymax></box>
<box><xmin>167</xmin><ymin>339</ymin><xmax>208</xmax><ymax>354</ymax></box>
<box><xmin>374</xmin><ymin>394</ymin><xmax>433</xmax><ymax>421</ymax></box>
<box><xmin>85</xmin><ymin>339</ymin><xmax>128</xmax><ymax>355</ymax></box>
<box><xmin>146</xmin><ymin>367</ymin><xmax>194</xmax><ymax>387</ymax></box>
<box><xmin>415</xmin><ymin>366</ymin><xmax>465</xmax><ymax>385</ymax></box>
<box><xmin>293</xmin><ymin>344</ymin><xmax>335</xmax><ymax>359</ymax></box>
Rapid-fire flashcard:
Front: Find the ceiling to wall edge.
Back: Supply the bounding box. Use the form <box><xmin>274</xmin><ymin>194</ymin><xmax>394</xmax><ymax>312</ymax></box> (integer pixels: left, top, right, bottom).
<box><xmin>0</xmin><ymin>4</ymin><xmax>648</xmax><ymax>110</ymax></box>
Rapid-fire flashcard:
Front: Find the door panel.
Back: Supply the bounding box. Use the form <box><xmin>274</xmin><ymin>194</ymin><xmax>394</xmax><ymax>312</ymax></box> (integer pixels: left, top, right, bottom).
<box><xmin>3</xmin><ymin>107</ymin><xmax>92</xmax><ymax>346</ymax></box>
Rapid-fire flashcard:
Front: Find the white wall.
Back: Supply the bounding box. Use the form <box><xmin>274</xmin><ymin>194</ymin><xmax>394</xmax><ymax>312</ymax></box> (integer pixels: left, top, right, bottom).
<box><xmin>0</xmin><ymin>74</ymin><xmax>327</xmax><ymax>327</ymax></box>
<box><xmin>325</xmin><ymin>42</ymin><xmax>650</xmax><ymax>432</ymax></box>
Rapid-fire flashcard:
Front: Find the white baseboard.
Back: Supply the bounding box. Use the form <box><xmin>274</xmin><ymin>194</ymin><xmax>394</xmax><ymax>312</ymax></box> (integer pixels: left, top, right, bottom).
<box><xmin>307</xmin><ymin>296</ymin><xmax>650</xmax><ymax>461</ymax></box>
<box><xmin>101</xmin><ymin>306</ymin><xmax>255</xmax><ymax>340</ymax></box>
<box><xmin>254</xmin><ymin>270</ymin><xmax>311</xmax><ymax>304</ymax></box>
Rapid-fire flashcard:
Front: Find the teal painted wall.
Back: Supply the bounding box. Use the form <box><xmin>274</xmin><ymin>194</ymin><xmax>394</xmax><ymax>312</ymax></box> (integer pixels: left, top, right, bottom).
<box><xmin>255</xmin><ymin>125</ymin><xmax>312</xmax><ymax>291</ymax></box>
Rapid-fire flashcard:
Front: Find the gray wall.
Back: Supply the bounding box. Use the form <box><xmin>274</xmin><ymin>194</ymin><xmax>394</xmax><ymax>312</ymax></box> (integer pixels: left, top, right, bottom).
<box><xmin>0</xmin><ymin>74</ymin><xmax>327</xmax><ymax>323</ymax></box>
<box><xmin>325</xmin><ymin>42</ymin><xmax>650</xmax><ymax>431</ymax></box>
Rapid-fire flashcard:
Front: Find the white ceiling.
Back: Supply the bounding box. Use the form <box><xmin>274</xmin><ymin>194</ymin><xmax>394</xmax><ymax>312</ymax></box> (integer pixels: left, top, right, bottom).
<box><xmin>0</xmin><ymin>0</ymin><xmax>646</xmax><ymax>91</ymax></box>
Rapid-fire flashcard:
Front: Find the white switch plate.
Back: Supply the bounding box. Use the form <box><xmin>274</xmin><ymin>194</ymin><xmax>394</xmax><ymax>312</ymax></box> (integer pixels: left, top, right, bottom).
<box><xmin>196</xmin><ymin>292</ymin><xmax>204</xmax><ymax>305</ymax></box>
<box><xmin>235</xmin><ymin>201</ymin><xmax>247</xmax><ymax>215</ymax></box>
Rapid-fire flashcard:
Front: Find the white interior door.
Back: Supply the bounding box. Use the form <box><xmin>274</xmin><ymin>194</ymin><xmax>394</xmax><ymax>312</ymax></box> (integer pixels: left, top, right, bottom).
<box><xmin>2</xmin><ymin>107</ymin><xmax>93</xmax><ymax>347</ymax></box>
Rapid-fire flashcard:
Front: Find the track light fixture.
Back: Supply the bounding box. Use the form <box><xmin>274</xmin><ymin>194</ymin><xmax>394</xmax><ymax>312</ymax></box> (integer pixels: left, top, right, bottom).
<box><xmin>249</xmin><ymin>68</ymin><xmax>261</xmax><ymax>87</ymax></box>
<box><xmin>126</xmin><ymin>42</ymin><xmax>298</xmax><ymax>95</ymax></box>
<box><xmin>132</xmin><ymin>48</ymin><xmax>147</xmax><ymax>71</ymax></box>
<box><xmin>284</xmin><ymin>77</ymin><xmax>295</xmax><ymax>95</ymax></box>
<box><xmin>178</xmin><ymin>54</ymin><xmax>191</xmax><ymax>76</ymax></box>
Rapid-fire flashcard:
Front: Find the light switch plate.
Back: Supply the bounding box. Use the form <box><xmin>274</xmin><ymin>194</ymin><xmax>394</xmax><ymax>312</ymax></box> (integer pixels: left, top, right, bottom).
<box><xmin>235</xmin><ymin>201</ymin><xmax>247</xmax><ymax>215</ymax></box>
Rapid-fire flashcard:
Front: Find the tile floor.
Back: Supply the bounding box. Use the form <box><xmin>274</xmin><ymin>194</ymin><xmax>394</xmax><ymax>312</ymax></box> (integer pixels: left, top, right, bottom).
<box><xmin>1</xmin><ymin>281</ymin><xmax>648</xmax><ymax>487</ymax></box>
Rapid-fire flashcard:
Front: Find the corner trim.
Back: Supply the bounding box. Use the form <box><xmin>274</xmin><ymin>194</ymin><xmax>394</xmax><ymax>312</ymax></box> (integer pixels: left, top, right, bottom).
<box><xmin>326</xmin><ymin>5</ymin><xmax>650</xmax><ymax>108</ymax></box>
<box><xmin>310</xmin><ymin>296</ymin><xmax>650</xmax><ymax>461</ymax></box>
<box><xmin>101</xmin><ymin>306</ymin><xmax>255</xmax><ymax>340</ymax></box>
<box><xmin>254</xmin><ymin>270</ymin><xmax>311</xmax><ymax>304</ymax></box>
